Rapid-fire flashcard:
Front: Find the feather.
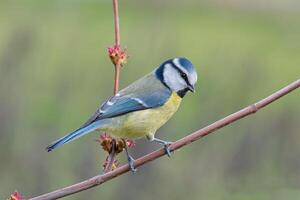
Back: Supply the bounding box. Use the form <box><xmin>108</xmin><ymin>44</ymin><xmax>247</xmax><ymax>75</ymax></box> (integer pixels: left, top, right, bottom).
<box><xmin>46</xmin><ymin>119</ymin><xmax>111</xmax><ymax>151</ymax></box>
<box><xmin>80</xmin><ymin>72</ymin><xmax>172</xmax><ymax>127</ymax></box>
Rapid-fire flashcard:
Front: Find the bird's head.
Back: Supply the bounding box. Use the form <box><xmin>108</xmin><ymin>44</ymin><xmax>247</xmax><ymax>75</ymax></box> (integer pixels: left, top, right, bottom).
<box><xmin>155</xmin><ymin>57</ymin><xmax>198</xmax><ymax>98</ymax></box>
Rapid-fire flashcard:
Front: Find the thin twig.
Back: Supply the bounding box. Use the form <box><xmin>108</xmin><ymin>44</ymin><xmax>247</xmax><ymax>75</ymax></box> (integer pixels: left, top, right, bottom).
<box><xmin>112</xmin><ymin>0</ymin><xmax>121</xmax><ymax>95</ymax></box>
<box><xmin>113</xmin><ymin>64</ymin><xmax>121</xmax><ymax>95</ymax></box>
<box><xmin>102</xmin><ymin>139</ymin><xmax>117</xmax><ymax>173</ymax></box>
<box><xmin>28</xmin><ymin>79</ymin><xmax>300</xmax><ymax>200</ymax></box>
<box><xmin>113</xmin><ymin>0</ymin><xmax>120</xmax><ymax>46</ymax></box>
<box><xmin>103</xmin><ymin>0</ymin><xmax>121</xmax><ymax>173</ymax></box>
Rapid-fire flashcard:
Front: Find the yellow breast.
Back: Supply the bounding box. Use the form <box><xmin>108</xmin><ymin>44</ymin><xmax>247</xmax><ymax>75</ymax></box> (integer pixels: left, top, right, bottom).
<box><xmin>107</xmin><ymin>92</ymin><xmax>182</xmax><ymax>139</ymax></box>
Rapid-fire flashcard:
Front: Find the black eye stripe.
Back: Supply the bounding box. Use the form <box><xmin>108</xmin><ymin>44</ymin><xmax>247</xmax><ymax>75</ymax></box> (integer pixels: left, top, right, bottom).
<box><xmin>171</xmin><ymin>63</ymin><xmax>190</xmax><ymax>85</ymax></box>
<box><xmin>181</xmin><ymin>73</ymin><xmax>188</xmax><ymax>82</ymax></box>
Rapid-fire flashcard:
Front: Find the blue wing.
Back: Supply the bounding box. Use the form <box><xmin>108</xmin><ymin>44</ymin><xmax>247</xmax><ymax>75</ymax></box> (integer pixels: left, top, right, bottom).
<box><xmin>98</xmin><ymin>90</ymin><xmax>170</xmax><ymax>119</ymax></box>
<box><xmin>46</xmin><ymin>72</ymin><xmax>171</xmax><ymax>151</ymax></box>
<box><xmin>81</xmin><ymin>73</ymin><xmax>172</xmax><ymax>127</ymax></box>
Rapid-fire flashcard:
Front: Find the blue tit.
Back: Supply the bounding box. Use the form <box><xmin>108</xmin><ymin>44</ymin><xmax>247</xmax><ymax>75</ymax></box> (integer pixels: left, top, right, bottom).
<box><xmin>46</xmin><ymin>57</ymin><xmax>198</xmax><ymax>171</ymax></box>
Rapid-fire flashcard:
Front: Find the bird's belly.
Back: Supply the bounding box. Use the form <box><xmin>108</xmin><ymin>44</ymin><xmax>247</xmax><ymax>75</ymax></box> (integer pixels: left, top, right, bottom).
<box><xmin>107</xmin><ymin>92</ymin><xmax>182</xmax><ymax>139</ymax></box>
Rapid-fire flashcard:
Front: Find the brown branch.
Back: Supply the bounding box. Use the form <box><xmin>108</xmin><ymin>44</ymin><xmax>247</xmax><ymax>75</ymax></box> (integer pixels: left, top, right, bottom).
<box><xmin>102</xmin><ymin>139</ymin><xmax>117</xmax><ymax>173</ymax></box>
<box><xmin>103</xmin><ymin>0</ymin><xmax>121</xmax><ymax>173</ymax></box>
<box><xmin>28</xmin><ymin>79</ymin><xmax>300</xmax><ymax>200</ymax></box>
<box><xmin>113</xmin><ymin>0</ymin><xmax>120</xmax><ymax>46</ymax></box>
<box><xmin>112</xmin><ymin>0</ymin><xmax>121</xmax><ymax>95</ymax></box>
<box><xmin>113</xmin><ymin>64</ymin><xmax>121</xmax><ymax>95</ymax></box>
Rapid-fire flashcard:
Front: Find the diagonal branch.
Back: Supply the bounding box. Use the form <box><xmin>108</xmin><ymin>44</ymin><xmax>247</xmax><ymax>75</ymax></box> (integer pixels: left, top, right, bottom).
<box><xmin>28</xmin><ymin>79</ymin><xmax>300</xmax><ymax>200</ymax></box>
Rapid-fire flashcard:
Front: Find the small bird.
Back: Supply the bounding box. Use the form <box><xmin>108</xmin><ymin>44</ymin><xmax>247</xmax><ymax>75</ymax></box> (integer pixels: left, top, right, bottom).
<box><xmin>46</xmin><ymin>57</ymin><xmax>198</xmax><ymax>171</ymax></box>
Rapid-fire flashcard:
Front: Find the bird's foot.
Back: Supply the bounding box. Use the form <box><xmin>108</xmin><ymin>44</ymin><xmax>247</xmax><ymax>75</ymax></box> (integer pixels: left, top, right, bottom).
<box><xmin>127</xmin><ymin>154</ymin><xmax>137</xmax><ymax>173</ymax></box>
<box><xmin>152</xmin><ymin>138</ymin><xmax>173</xmax><ymax>157</ymax></box>
<box><xmin>122</xmin><ymin>138</ymin><xmax>137</xmax><ymax>173</ymax></box>
<box><xmin>164</xmin><ymin>142</ymin><xmax>173</xmax><ymax>157</ymax></box>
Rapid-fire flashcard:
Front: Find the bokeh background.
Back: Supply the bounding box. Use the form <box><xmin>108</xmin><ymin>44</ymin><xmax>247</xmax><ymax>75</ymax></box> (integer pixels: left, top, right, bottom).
<box><xmin>0</xmin><ymin>0</ymin><xmax>299</xmax><ymax>199</ymax></box>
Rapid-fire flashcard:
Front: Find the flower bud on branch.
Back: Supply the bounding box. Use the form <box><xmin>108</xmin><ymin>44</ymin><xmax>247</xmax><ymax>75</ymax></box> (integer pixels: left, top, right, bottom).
<box><xmin>108</xmin><ymin>44</ymin><xmax>128</xmax><ymax>66</ymax></box>
<box><xmin>97</xmin><ymin>133</ymin><xmax>136</xmax><ymax>171</ymax></box>
<box><xmin>8</xmin><ymin>191</ymin><xmax>23</xmax><ymax>200</ymax></box>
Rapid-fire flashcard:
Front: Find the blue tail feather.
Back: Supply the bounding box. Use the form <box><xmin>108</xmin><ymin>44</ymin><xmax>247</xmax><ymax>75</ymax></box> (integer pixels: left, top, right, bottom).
<box><xmin>46</xmin><ymin>120</ymin><xmax>108</xmax><ymax>152</ymax></box>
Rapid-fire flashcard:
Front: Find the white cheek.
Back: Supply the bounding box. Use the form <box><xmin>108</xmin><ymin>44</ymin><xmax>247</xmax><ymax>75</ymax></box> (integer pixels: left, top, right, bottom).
<box><xmin>163</xmin><ymin>64</ymin><xmax>187</xmax><ymax>91</ymax></box>
<box><xmin>176</xmin><ymin>74</ymin><xmax>187</xmax><ymax>86</ymax></box>
<box><xmin>189</xmin><ymin>73</ymin><xmax>197</xmax><ymax>85</ymax></box>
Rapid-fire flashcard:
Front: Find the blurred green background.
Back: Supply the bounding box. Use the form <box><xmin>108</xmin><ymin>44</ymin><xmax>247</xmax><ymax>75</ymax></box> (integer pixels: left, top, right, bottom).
<box><xmin>0</xmin><ymin>0</ymin><xmax>299</xmax><ymax>199</ymax></box>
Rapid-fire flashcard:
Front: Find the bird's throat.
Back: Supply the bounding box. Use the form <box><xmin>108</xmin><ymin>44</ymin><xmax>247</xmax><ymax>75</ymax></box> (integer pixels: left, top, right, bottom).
<box><xmin>177</xmin><ymin>88</ymin><xmax>189</xmax><ymax>98</ymax></box>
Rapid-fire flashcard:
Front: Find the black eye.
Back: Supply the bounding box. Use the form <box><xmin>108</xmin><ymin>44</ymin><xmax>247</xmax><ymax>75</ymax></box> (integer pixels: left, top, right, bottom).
<box><xmin>181</xmin><ymin>73</ymin><xmax>187</xmax><ymax>78</ymax></box>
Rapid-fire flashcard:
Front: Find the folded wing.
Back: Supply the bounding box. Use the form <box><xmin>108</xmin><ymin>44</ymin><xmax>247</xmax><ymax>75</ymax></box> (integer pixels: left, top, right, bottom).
<box><xmin>81</xmin><ymin>72</ymin><xmax>172</xmax><ymax>127</ymax></box>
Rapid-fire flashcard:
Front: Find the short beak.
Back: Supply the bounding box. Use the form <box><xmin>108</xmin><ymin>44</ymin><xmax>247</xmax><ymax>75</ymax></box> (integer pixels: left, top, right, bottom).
<box><xmin>187</xmin><ymin>84</ymin><xmax>195</xmax><ymax>93</ymax></box>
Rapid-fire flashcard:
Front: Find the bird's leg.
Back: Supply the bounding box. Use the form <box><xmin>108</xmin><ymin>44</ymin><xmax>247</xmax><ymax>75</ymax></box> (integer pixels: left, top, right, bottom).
<box><xmin>122</xmin><ymin>139</ymin><xmax>137</xmax><ymax>173</ymax></box>
<box><xmin>153</xmin><ymin>138</ymin><xmax>173</xmax><ymax>157</ymax></box>
<box><xmin>147</xmin><ymin>135</ymin><xmax>173</xmax><ymax>157</ymax></box>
